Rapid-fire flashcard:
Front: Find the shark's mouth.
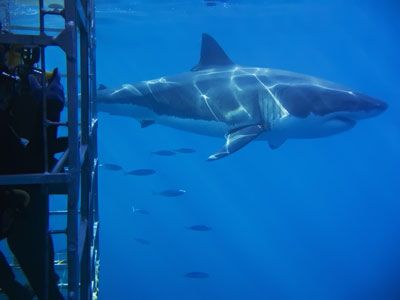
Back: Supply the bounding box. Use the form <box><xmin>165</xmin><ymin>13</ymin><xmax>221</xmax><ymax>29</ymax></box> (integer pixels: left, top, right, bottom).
<box><xmin>329</xmin><ymin>116</ymin><xmax>357</xmax><ymax>128</ymax></box>
<box><xmin>335</xmin><ymin>115</ymin><xmax>356</xmax><ymax>122</ymax></box>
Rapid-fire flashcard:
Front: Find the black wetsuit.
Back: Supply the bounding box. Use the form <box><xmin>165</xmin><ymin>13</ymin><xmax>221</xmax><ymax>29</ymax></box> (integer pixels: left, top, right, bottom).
<box><xmin>0</xmin><ymin>71</ymin><xmax>65</xmax><ymax>300</ymax></box>
<box><xmin>0</xmin><ymin>250</ymin><xmax>33</xmax><ymax>299</ymax></box>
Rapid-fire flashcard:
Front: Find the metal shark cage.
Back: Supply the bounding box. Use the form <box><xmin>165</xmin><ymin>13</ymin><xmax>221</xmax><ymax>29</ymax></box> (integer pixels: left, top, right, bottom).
<box><xmin>0</xmin><ymin>1</ymin><xmax>99</xmax><ymax>299</ymax></box>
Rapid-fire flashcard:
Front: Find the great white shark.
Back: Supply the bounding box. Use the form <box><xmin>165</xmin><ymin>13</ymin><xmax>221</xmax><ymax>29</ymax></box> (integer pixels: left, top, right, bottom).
<box><xmin>97</xmin><ymin>33</ymin><xmax>387</xmax><ymax>160</ymax></box>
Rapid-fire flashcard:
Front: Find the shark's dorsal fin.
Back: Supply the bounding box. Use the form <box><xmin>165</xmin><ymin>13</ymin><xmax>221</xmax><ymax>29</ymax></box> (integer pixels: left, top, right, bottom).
<box><xmin>191</xmin><ymin>33</ymin><xmax>235</xmax><ymax>71</ymax></box>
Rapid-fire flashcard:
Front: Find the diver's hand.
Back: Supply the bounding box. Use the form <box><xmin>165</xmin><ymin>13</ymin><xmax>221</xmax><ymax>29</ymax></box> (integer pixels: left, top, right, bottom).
<box><xmin>27</xmin><ymin>68</ymin><xmax>65</xmax><ymax>108</ymax></box>
<box><xmin>47</xmin><ymin>68</ymin><xmax>65</xmax><ymax>106</ymax></box>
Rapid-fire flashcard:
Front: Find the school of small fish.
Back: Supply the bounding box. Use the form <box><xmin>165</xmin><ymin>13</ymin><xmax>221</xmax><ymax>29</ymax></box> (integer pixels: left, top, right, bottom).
<box><xmin>101</xmin><ymin>146</ymin><xmax>212</xmax><ymax>279</ymax></box>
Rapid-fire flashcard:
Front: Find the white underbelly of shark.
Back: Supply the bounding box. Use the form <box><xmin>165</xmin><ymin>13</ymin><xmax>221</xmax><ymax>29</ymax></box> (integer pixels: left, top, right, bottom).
<box><xmin>98</xmin><ymin>102</ymin><xmax>229</xmax><ymax>137</ymax></box>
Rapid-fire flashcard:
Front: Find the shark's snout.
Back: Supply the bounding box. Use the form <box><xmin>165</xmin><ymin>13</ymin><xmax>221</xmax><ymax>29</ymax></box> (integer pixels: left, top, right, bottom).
<box><xmin>273</xmin><ymin>84</ymin><xmax>388</xmax><ymax>121</ymax></box>
<box><xmin>353</xmin><ymin>93</ymin><xmax>388</xmax><ymax>119</ymax></box>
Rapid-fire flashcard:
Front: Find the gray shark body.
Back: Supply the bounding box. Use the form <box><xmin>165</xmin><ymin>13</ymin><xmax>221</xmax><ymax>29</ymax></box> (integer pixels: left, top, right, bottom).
<box><xmin>97</xmin><ymin>34</ymin><xmax>387</xmax><ymax>160</ymax></box>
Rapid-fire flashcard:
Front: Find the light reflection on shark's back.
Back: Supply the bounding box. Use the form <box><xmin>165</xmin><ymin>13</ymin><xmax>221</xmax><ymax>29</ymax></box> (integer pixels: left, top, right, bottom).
<box><xmin>140</xmin><ymin>68</ymin><xmax>272</xmax><ymax>127</ymax></box>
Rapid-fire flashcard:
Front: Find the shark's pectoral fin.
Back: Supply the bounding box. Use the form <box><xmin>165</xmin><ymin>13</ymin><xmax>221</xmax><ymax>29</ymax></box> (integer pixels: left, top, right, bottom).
<box><xmin>140</xmin><ymin>119</ymin><xmax>155</xmax><ymax>128</ymax></box>
<box><xmin>208</xmin><ymin>124</ymin><xmax>265</xmax><ymax>161</ymax></box>
<box><xmin>267</xmin><ymin>136</ymin><xmax>286</xmax><ymax>150</ymax></box>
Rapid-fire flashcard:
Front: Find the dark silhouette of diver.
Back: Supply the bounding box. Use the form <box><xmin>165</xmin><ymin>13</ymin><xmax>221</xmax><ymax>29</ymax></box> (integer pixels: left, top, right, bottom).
<box><xmin>0</xmin><ymin>40</ymin><xmax>66</xmax><ymax>299</ymax></box>
<box><xmin>0</xmin><ymin>189</ymin><xmax>32</xmax><ymax>299</ymax></box>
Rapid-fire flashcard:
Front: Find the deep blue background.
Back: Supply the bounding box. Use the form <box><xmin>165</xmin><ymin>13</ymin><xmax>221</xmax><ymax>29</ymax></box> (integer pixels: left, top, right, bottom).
<box><xmin>94</xmin><ymin>1</ymin><xmax>399</xmax><ymax>299</ymax></box>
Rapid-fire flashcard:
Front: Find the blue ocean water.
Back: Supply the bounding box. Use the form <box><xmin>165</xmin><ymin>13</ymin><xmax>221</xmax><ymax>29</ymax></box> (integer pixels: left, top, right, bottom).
<box><xmin>3</xmin><ymin>1</ymin><xmax>399</xmax><ymax>300</ymax></box>
<box><xmin>95</xmin><ymin>1</ymin><xmax>400</xmax><ymax>300</ymax></box>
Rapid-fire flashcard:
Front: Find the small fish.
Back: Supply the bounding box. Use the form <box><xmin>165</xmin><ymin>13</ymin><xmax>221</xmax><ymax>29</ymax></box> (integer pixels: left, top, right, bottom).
<box><xmin>152</xmin><ymin>150</ymin><xmax>176</xmax><ymax>156</ymax></box>
<box><xmin>134</xmin><ymin>209</ymin><xmax>150</xmax><ymax>215</ymax></box>
<box><xmin>185</xmin><ymin>272</ymin><xmax>210</xmax><ymax>279</ymax></box>
<box><xmin>187</xmin><ymin>225</ymin><xmax>212</xmax><ymax>232</ymax></box>
<box><xmin>156</xmin><ymin>189</ymin><xmax>186</xmax><ymax>197</ymax></box>
<box><xmin>174</xmin><ymin>148</ymin><xmax>196</xmax><ymax>154</ymax></box>
<box><xmin>134</xmin><ymin>238</ymin><xmax>151</xmax><ymax>245</ymax></box>
<box><xmin>48</xmin><ymin>3</ymin><xmax>64</xmax><ymax>10</ymax></box>
<box><xmin>140</xmin><ymin>119</ymin><xmax>155</xmax><ymax>128</ymax></box>
<box><xmin>204</xmin><ymin>0</ymin><xmax>227</xmax><ymax>6</ymax></box>
<box><xmin>99</xmin><ymin>163</ymin><xmax>123</xmax><ymax>171</ymax></box>
<box><xmin>126</xmin><ymin>169</ymin><xmax>156</xmax><ymax>176</ymax></box>
<box><xmin>132</xmin><ymin>206</ymin><xmax>150</xmax><ymax>215</ymax></box>
<box><xmin>98</xmin><ymin>84</ymin><xmax>107</xmax><ymax>90</ymax></box>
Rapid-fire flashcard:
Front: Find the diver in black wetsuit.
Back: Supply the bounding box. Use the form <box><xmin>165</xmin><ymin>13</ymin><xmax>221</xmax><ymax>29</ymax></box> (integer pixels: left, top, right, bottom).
<box><xmin>0</xmin><ymin>251</ymin><xmax>33</xmax><ymax>299</ymax></box>
<box><xmin>0</xmin><ymin>35</ymin><xmax>65</xmax><ymax>300</ymax></box>
<box><xmin>0</xmin><ymin>189</ymin><xmax>32</xmax><ymax>300</ymax></box>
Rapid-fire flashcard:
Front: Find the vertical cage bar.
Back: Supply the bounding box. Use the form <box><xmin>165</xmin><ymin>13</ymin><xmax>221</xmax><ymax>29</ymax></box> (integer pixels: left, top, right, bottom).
<box><xmin>39</xmin><ymin>0</ymin><xmax>49</xmax><ymax>173</ymax></box>
<box><xmin>79</xmin><ymin>0</ymin><xmax>89</xmax><ymax>298</ymax></box>
<box><xmin>42</xmin><ymin>184</ymin><xmax>50</xmax><ymax>300</ymax></box>
<box><xmin>90</xmin><ymin>0</ymin><xmax>99</xmax><ymax>296</ymax></box>
<box><xmin>40</xmin><ymin>45</ymin><xmax>49</xmax><ymax>173</ymax></box>
<box><xmin>80</xmin><ymin>5</ymin><xmax>89</xmax><ymax>147</ymax></box>
<box><xmin>79</xmin><ymin>0</ymin><xmax>98</xmax><ymax>298</ymax></box>
<box><xmin>38</xmin><ymin>2</ymin><xmax>49</xmax><ymax>300</ymax></box>
<box><xmin>64</xmin><ymin>1</ymin><xmax>80</xmax><ymax>299</ymax></box>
